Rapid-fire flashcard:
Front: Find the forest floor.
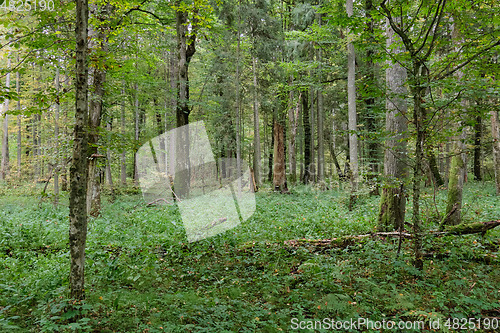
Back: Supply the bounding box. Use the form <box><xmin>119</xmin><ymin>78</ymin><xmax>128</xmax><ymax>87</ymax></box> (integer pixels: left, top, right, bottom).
<box><xmin>0</xmin><ymin>181</ymin><xmax>499</xmax><ymax>332</ymax></box>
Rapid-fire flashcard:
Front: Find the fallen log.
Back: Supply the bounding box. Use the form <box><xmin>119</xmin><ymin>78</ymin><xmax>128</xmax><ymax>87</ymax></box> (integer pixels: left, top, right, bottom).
<box><xmin>442</xmin><ymin>220</ymin><xmax>500</xmax><ymax>235</ymax></box>
<box><xmin>281</xmin><ymin>220</ymin><xmax>500</xmax><ymax>252</ymax></box>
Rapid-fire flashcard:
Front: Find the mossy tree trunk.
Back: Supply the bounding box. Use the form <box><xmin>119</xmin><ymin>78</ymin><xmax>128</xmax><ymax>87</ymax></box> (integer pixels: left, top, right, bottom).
<box><xmin>378</xmin><ymin>15</ymin><xmax>408</xmax><ymax>232</ymax></box>
<box><xmin>443</xmin><ymin>20</ymin><xmax>467</xmax><ymax>227</ymax></box>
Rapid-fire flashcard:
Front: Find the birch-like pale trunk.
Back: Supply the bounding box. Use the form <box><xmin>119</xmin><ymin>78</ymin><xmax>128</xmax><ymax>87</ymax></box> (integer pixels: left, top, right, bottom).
<box><xmin>347</xmin><ymin>0</ymin><xmax>358</xmax><ymax>209</ymax></box>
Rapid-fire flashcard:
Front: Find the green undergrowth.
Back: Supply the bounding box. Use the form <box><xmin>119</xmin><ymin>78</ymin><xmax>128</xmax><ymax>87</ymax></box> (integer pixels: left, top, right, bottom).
<box><xmin>0</xmin><ymin>182</ymin><xmax>499</xmax><ymax>332</ymax></box>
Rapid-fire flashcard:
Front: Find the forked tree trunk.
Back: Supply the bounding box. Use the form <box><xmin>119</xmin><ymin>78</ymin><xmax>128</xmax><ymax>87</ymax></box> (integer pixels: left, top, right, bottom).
<box><xmin>70</xmin><ymin>0</ymin><xmax>89</xmax><ymax>301</ymax></box>
<box><xmin>378</xmin><ymin>16</ymin><xmax>408</xmax><ymax>231</ymax></box>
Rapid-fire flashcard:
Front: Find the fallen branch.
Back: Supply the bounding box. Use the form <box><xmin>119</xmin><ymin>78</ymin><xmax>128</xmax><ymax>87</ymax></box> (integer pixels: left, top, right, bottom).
<box><xmin>281</xmin><ymin>220</ymin><xmax>500</xmax><ymax>252</ymax></box>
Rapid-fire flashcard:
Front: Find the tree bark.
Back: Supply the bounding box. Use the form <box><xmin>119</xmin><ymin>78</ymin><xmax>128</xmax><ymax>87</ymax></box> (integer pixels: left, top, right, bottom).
<box><xmin>70</xmin><ymin>0</ymin><xmax>89</xmax><ymax>301</ymax></box>
<box><xmin>54</xmin><ymin>68</ymin><xmax>60</xmax><ymax>205</ymax></box>
<box><xmin>105</xmin><ymin>121</ymin><xmax>113</xmax><ymax>187</ymax></box>
<box><xmin>301</xmin><ymin>91</ymin><xmax>311</xmax><ymax>184</ymax></box>
<box><xmin>378</xmin><ymin>16</ymin><xmax>408</xmax><ymax>231</ymax></box>
<box><xmin>443</xmin><ymin>21</ymin><xmax>467</xmax><ymax>226</ymax></box>
<box><xmin>473</xmin><ymin>115</ymin><xmax>482</xmax><ymax>181</ymax></box>
<box><xmin>252</xmin><ymin>57</ymin><xmax>261</xmax><ymax>188</ymax></box>
<box><xmin>273</xmin><ymin>114</ymin><xmax>287</xmax><ymax>192</ymax></box>
<box><xmin>347</xmin><ymin>0</ymin><xmax>358</xmax><ymax>209</ymax></box>
<box><xmin>174</xmin><ymin>4</ymin><xmax>196</xmax><ymax>198</ymax></box>
<box><xmin>490</xmin><ymin>110</ymin><xmax>500</xmax><ymax>195</ymax></box>
<box><xmin>16</xmin><ymin>57</ymin><xmax>21</xmax><ymax>176</ymax></box>
<box><xmin>120</xmin><ymin>86</ymin><xmax>126</xmax><ymax>186</ymax></box>
<box><xmin>1</xmin><ymin>57</ymin><xmax>10</xmax><ymax>181</ymax></box>
<box><xmin>87</xmin><ymin>3</ymin><xmax>110</xmax><ymax>217</ymax></box>
<box><xmin>288</xmin><ymin>90</ymin><xmax>299</xmax><ymax>184</ymax></box>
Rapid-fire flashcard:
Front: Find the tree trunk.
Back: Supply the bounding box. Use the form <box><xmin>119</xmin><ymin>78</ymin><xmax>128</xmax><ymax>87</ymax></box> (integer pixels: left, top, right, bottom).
<box><xmin>443</xmin><ymin>21</ymin><xmax>467</xmax><ymax>226</ymax></box>
<box><xmin>120</xmin><ymin>86</ymin><xmax>126</xmax><ymax>186</ymax></box>
<box><xmin>364</xmin><ymin>0</ymin><xmax>379</xmax><ymax>194</ymax></box>
<box><xmin>412</xmin><ymin>80</ymin><xmax>425</xmax><ymax>271</ymax></box>
<box><xmin>174</xmin><ymin>4</ymin><xmax>196</xmax><ymax>198</ymax></box>
<box><xmin>1</xmin><ymin>57</ymin><xmax>10</xmax><ymax>181</ymax></box>
<box><xmin>473</xmin><ymin>115</ymin><xmax>482</xmax><ymax>181</ymax></box>
<box><xmin>317</xmin><ymin>82</ymin><xmax>324</xmax><ymax>184</ymax></box>
<box><xmin>133</xmin><ymin>82</ymin><xmax>140</xmax><ymax>185</ymax></box>
<box><xmin>347</xmin><ymin>0</ymin><xmax>358</xmax><ymax>209</ymax></box>
<box><xmin>16</xmin><ymin>59</ymin><xmax>21</xmax><ymax>176</ymax></box>
<box><xmin>491</xmin><ymin>110</ymin><xmax>500</xmax><ymax>195</ymax></box>
<box><xmin>273</xmin><ymin>114</ymin><xmax>287</xmax><ymax>192</ymax></box>
<box><xmin>105</xmin><ymin>121</ymin><xmax>113</xmax><ymax>187</ymax></box>
<box><xmin>378</xmin><ymin>16</ymin><xmax>408</xmax><ymax>232</ymax></box>
<box><xmin>70</xmin><ymin>0</ymin><xmax>89</xmax><ymax>301</ymax></box>
<box><xmin>268</xmin><ymin>117</ymin><xmax>274</xmax><ymax>182</ymax></box>
<box><xmin>302</xmin><ymin>91</ymin><xmax>311</xmax><ymax>184</ymax></box>
<box><xmin>288</xmin><ymin>90</ymin><xmax>299</xmax><ymax>184</ymax></box>
<box><xmin>86</xmin><ymin>3</ymin><xmax>110</xmax><ymax>217</ymax></box>
<box><xmin>54</xmin><ymin>68</ymin><xmax>60</xmax><ymax>205</ymax></box>
<box><xmin>252</xmin><ymin>57</ymin><xmax>261</xmax><ymax>187</ymax></box>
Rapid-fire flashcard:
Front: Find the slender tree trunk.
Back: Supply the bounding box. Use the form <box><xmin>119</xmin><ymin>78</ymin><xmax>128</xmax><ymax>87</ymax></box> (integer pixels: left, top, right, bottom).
<box><xmin>1</xmin><ymin>57</ymin><xmax>10</xmax><ymax>181</ymax></box>
<box><xmin>16</xmin><ymin>58</ymin><xmax>21</xmax><ymax>176</ymax></box>
<box><xmin>412</xmin><ymin>79</ymin><xmax>425</xmax><ymax>271</ymax></box>
<box><xmin>491</xmin><ymin>110</ymin><xmax>500</xmax><ymax>195</ymax></box>
<box><xmin>347</xmin><ymin>0</ymin><xmax>358</xmax><ymax>209</ymax></box>
<box><xmin>70</xmin><ymin>0</ymin><xmax>89</xmax><ymax>301</ymax></box>
<box><xmin>236</xmin><ymin>3</ymin><xmax>242</xmax><ymax>197</ymax></box>
<box><xmin>317</xmin><ymin>50</ymin><xmax>325</xmax><ymax>184</ymax></box>
<box><xmin>330</xmin><ymin>107</ymin><xmax>343</xmax><ymax>179</ymax></box>
<box><xmin>174</xmin><ymin>4</ymin><xmax>196</xmax><ymax>198</ymax></box>
<box><xmin>302</xmin><ymin>91</ymin><xmax>311</xmax><ymax>184</ymax></box>
<box><xmin>105</xmin><ymin>121</ymin><xmax>113</xmax><ymax>187</ymax></box>
<box><xmin>61</xmin><ymin>75</ymin><xmax>69</xmax><ymax>191</ymax></box>
<box><xmin>473</xmin><ymin>115</ymin><xmax>482</xmax><ymax>181</ymax></box>
<box><xmin>87</xmin><ymin>4</ymin><xmax>110</xmax><ymax>216</ymax></box>
<box><xmin>378</xmin><ymin>16</ymin><xmax>408</xmax><ymax>231</ymax></box>
<box><xmin>364</xmin><ymin>0</ymin><xmax>379</xmax><ymax>194</ymax></box>
<box><xmin>54</xmin><ymin>68</ymin><xmax>60</xmax><ymax>205</ymax></box>
<box><xmin>268</xmin><ymin>116</ymin><xmax>274</xmax><ymax>182</ymax></box>
<box><xmin>288</xmin><ymin>90</ymin><xmax>299</xmax><ymax>184</ymax></box>
<box><xmin>120</xmin><ymin>86</ymin><xmax>126</xmax><ymax>185</ymax></box>
<box><xmin>252</xmin><ymin>57</ymin><xmax>261</xmax><ymax>187</ymax></box>
<box><xmin>133</xmin><ymin>82</ymin><xmax>140</xmax><ymax>185</ymax></box>
<box><xmin>273</xmin><ymin>113</ymin><xmax>287</xmax><ymax>192</ymax></box>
